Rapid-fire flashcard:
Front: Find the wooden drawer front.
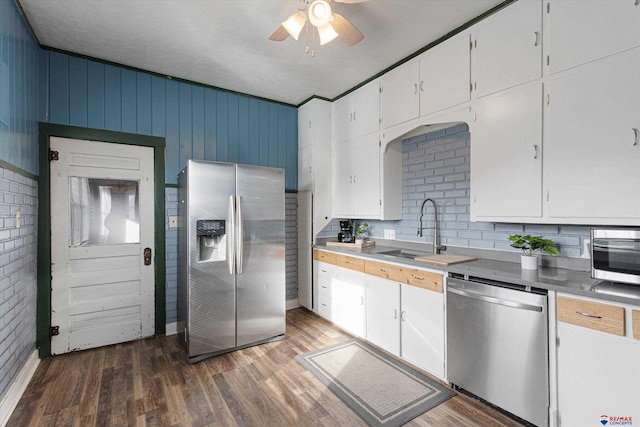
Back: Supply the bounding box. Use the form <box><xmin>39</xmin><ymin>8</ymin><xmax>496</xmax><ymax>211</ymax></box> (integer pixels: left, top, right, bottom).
<box><xmin>364</xmin><ymin>260</ymin><xmax>443</xmax><ymax>293</ymax></box>
<box><xmin>633</xmin><ymin>310</ymin><xmax>640</xmax><ymax>340</ymax></box>
<box><xmin>402</xmin><ymin>269</ymin><xmax>443</xmax><ymax>293</ymax></box>
<box><xmin>313</xmin><ymin>249</ymin><xmax>336</xmax><ymax>264</ymax></box>
<box><xmin>364</xmin><ymin>260</ymin><xmax>405</xmax><ymax>282</ymax></box>
<box><xmin>334</xmin><ymin>253</ymin><xmax>365</xmax><ymax>272</ymax></box>
<box><xmin>557</xmin><ymin>296</ymin><xmax>625</xmax><ymax>336</ymax></box>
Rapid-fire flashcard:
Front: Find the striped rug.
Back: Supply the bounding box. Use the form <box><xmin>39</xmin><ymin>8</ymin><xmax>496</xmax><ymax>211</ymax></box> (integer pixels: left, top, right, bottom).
<box><xmin>296</xmin><ymin>338</ymin><xmax>454</xmax><ymax>426</ymax></box>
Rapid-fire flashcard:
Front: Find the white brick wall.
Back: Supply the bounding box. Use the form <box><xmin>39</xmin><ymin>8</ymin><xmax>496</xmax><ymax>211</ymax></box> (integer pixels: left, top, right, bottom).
<box><xmin>0</xmin><ymin>167</ymin><xmax>37</xmax><ymax>403</ymax></box>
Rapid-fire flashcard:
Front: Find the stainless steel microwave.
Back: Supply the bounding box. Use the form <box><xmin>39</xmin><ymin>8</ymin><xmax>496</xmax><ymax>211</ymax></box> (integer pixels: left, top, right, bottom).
<box><xmin>591</xmin><ymin>228</ymin><xmax>640</xmax><ymax>285</ymax></box>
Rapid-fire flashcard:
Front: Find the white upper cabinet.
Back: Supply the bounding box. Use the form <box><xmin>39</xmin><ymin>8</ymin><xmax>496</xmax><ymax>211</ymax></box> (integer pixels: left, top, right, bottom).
<box><xmin>420</xmin><ymin>32</ymin><xmax>472</xmax><ymax>117</ymax></box>
<box><xmin>333</xmin><ymin>133</ymin><xmax>381</xmax><ymax>219</ymax></box>
<box><xmin>547</xmin><ymin>0</ymin><xmax>640</xmax><ymax>74</ymax></box>
<box><xmin>472</xmin><ymin>0</ymin><xmax>542</xmax><ymax>98</ymax></box>
<box><xmin>380</xmin><ymin>59</ymin><xmax>420</xmax><ymax>129</ymax></box>
<box><xmin>379</xmin><ymin>32</ymin><xmax>472</xmax><ymax>129</ymax></box>
<box><xmin>332</xmin><ymin>80</ymin><xmax>380</xmax><ymax>144</ymax></box>
<box><xmin>471</xmin><ymin>81</ymin><xmax>543</xmax><ymax>220</ymax></box>
<box><xmin>546</xmin><ymin>48</ymin><xmax>640</xmax><ymax>223</ymax></box>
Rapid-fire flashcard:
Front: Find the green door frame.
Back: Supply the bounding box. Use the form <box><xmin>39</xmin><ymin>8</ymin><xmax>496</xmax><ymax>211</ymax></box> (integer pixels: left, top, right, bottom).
<box><xmin>37</xmin><ymin>123</ymin><xmax>166</xmax><ymax>358</ymax></box>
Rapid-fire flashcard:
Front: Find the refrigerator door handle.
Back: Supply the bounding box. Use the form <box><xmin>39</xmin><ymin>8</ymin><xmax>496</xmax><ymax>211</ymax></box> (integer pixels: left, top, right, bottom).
<box><xmin>228</xmin><ymin>195</ymin><xmax>236</xmax><ymax>275</ymax></box>
<box><xmin>236</xmin><ymin>195</ymin><xmax>244</xmax><ymax>274</ymax></box>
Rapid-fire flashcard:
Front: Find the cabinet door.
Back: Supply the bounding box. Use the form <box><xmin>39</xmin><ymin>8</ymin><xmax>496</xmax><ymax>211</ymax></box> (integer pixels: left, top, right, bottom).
<box><xmin>351</xmin><ymin>133</ymin><xmax>381</xmax><ymax>218</ymax></box>
<box><xmin>401</xmin><ymin>284</ymin><xmax>445</xmax><ymax>379</ymax></box>
<box><xmin>548</xmin><ymin>0</ymin><xmax>640</xmax><ymax>74</ymax></box>
<box><xmin>332</xmin><ymin>140</ymin><xmax>354</xmax><ymax>217</ymax></box>
<box><xmin>332</xmin><ymin>95</ymin><xmax>353</xmax><ymax>144</ymax></box>
<box><xmin>333</xmin><ymin>268</ymin><xmax>365</xmax><ymax>336</ymax></box>
<box><xmin>557</xmin><ymin>322</ymin><xmax>640</xmax><ymax>426</ymax></box>
<box><xmin>380</xmin><ymin>60</ymin><xmax>420</xmax><ymax>129</ymax></box>
<box><xmin>312</xmin><ymin>144</ymin><xmax>332</xmax><ymax>234</ymax></box>
<box><xmin>365</xmin><ymin>276</ymin><xmax>400</xmax><ymax>356</ymax></box>
<box><xmin>298</xmin><ymin>144</ymin><xmax>313</xmax><ymax>191</ymax></box>
<box><xmin>473</xmin><ymin>0</ymin><xmax>542</xmax><ymax>97</ymax></box>
<box><xmin>471</xmin><ymin>82</ymin><xmax>543</xmax><ymax>219</ymax></box>
<box><xmin>353</xmin><ymin>80</ymin><xmax>380</xmax><ymax>138</ymax></box>
<box><xmin>420</xmin><ymin>33</ymin><xmax>471</xmax><ymax>116</ymax></box>
<box><xmin>298</xmin><ymin>103</ymin><xmax>313</xmax><ymax>148</ymax></box>
<box><xmin>547</xmin><ymin>50</ymin><xmax>640</xmax><ymax>222</ymax></box>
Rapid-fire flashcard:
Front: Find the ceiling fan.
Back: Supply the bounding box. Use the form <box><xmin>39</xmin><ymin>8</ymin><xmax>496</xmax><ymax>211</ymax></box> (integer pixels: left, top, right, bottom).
<box><xmin>269</xmin><ymin>0</ymin><xmax>368</xmax><ymax>49</ymax></box>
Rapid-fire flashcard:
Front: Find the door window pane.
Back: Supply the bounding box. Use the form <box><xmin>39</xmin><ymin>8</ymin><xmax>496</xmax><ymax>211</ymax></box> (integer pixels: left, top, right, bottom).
<box><xmin>69</xmin><ymin>178</ymin><xmax>140</xmax><ymax>246</ymax></box>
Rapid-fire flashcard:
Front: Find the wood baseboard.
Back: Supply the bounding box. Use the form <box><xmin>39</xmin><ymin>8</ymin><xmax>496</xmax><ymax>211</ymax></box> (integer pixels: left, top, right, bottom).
<box><xmin>0</xmin><ymin>349</ymin><xmax>40</xmax><ymax>426</ymax></box>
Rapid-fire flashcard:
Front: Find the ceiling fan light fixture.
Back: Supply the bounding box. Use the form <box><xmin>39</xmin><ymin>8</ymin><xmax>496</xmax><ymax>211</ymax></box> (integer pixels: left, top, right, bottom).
<box><xmin>317</xmin><ymin>23</ymin><xmax>339</xmax><ymax>45</ymax></box>
<box><xmin>308</xmin><ymin>0</ymin><xmax>332</xmax><ymax>28</ymax></box>
<box><xmin>282</xmin><ymin>11</ymin><xmax>307</xmax><ymax>40</ymax></box>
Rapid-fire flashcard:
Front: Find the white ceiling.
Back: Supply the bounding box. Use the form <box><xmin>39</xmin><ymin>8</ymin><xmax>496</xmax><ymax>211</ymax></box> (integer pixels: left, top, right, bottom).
<box><xmin>18</xmin><ymin>0</ymin><xmax>505</xmax><ymax>106</ymax></box>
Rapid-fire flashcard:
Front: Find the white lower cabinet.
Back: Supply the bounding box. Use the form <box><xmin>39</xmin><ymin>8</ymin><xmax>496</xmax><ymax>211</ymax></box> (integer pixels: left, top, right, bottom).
<box><xmin>365</xmin><ymin>276</ymin><xmax>401</xmax><ymax>356</ymax></box>
<box><xmin>400</xmin><ymin>283</ymin><xmax>445</xmax><ymax>380</ymax></box>
<box><xmin>556</xmin><ymin>294</ymin><xmax>640</xmax><ymax>426</ymax></box>
<box><xmin>332</xmin><ymin>267</ymin><xmax>366</xmax><ymax>337</ymax></box>
<box><xmin>365</xmin><ymin>273</ymin><xmax>445</xmax><ymax>380</ymax></box>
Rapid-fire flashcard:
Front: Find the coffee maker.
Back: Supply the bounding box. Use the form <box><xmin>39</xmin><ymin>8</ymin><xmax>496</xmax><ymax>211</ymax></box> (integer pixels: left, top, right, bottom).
<box><xmin>338</xmin><ymin>220</ymin><xmax>354</xmax><ymax>243</ymax></box>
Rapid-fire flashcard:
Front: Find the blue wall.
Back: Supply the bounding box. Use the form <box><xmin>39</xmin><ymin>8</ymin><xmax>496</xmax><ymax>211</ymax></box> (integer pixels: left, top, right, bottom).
<box><xmin>0</xmin><ymin>0</ymin><xmax>44</xmax><ymax>174</ymax></box>
<box><xmin>44</xmin><ymin>51</ymin><xmax>299</xmax><ymax>188</ymax></box>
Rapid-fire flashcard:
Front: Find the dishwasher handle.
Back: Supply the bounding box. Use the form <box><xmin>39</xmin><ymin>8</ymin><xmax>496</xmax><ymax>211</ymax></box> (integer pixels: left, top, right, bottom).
<box><xmin>448</xmin><ymin>285</ymin><xmax>544</xmax><ymax>312</ymax></box>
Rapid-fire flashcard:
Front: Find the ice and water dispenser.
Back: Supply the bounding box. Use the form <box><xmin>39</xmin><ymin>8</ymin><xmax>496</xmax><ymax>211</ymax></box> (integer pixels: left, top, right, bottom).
<box><xmin>196</xmin><ymin>219</ymin><xmax>226</xmax><ymax>262</ymax></box>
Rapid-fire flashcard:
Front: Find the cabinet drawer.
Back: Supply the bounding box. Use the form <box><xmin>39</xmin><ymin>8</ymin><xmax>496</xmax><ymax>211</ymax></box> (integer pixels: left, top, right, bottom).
<box><xmin>334</xmin><ymin>253</ymin><xmax>365</xmax><ymax>272</ymax></box>
<box><xmin>402</xmin><ymin>268</ymin><xmax>443</xmax><ymax>293</ymax></box>
<box><xmin>318</xmin><ymin>295</ymin><xmax>332</xmax><ymax>319</ymax></box>
<box><xmin>364</xmin><ymin>260</ymin><xmax>443</xmax><ymax>293</ymax></box>
<box><xmin>557</xmin><ymin>296</ymin><xmax>625</xmax><ymax>336</ymax></box>
<box><xmin>365</xmin><ymin>260</ymin><xmax>405</xmax><ymax>282</ymax></box>
<box><xmin>634</xmin><ymin>310</ymin><xmax>640</xmax><ymax>341</ymax></box>
<box><xmin>313</xmin><ymin>249</ymin><xmax>337</xmax><ymax>264</ymax></box>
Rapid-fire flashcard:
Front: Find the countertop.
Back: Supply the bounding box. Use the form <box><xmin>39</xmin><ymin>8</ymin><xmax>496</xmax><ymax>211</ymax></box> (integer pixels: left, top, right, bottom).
<box><xmin>314</xmin><ymin>242</ymin><xmax>640</xmax><ymax>306</ymax></box>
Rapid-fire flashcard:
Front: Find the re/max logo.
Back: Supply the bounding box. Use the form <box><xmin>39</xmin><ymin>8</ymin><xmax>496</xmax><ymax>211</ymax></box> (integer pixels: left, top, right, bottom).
<box><xmin>601</xmin><ymin>415</ymin><xmax>634</xmax><ymax>426</ymax></box>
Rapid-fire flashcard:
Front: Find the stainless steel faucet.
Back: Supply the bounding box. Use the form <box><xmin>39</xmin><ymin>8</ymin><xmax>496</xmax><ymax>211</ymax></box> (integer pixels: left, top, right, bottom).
<box><xmin>418</xmin><ymin>198</ymin><xmax>446</xmax><ymax>254</ymax></box>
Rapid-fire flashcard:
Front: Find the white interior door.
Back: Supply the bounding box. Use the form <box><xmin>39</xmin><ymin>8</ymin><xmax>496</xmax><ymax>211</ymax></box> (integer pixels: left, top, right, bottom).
<box><xmin>49</xmin><ymin>137</ymin><xmax>155</xmax><ymax>355</ymax></box>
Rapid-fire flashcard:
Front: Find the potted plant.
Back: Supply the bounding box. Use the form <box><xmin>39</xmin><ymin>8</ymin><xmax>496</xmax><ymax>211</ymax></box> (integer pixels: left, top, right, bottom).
<box><xmin>355</xmin><ymin>222</ymin><xmax>369</xmax><ymax>245</ymax></box>
<box><xmin>508</xmin><ymin>234</ymin><xmax>560</xmax><ymax>270</ymax></box>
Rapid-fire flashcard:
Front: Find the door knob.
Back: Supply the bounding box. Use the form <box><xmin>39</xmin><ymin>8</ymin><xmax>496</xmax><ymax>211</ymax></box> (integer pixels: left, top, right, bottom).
<box><xmin>144</xmin><ymin>247</ymin><xmax>152</xmax><ymax>266</ymax></box>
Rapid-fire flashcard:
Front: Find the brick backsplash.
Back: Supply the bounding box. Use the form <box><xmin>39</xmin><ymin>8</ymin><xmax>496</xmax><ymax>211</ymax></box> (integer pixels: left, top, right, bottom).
<box><xmin>0</xmin><ymin>167</ymin><xmax>37</xmax><ymax>403</ymax></box>
<box><xmin>318</xmin><ymin>124</ymin><xmax>592</xmax><ymax>259</ymax></box>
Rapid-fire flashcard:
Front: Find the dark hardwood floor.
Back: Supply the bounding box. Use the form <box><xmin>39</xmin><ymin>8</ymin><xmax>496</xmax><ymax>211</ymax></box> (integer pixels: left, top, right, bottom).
<box><xmin>8</xmin><ymin>308</ymin><xmax>522</xmax><ymax>426</ymax></box>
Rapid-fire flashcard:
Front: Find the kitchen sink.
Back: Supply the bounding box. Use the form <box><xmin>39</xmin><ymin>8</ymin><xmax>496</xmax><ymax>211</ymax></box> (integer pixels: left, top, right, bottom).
<box><xmin>377</xmin><ymin>249</ymin><xmax>427</xmax><ymax>259</ymax></box>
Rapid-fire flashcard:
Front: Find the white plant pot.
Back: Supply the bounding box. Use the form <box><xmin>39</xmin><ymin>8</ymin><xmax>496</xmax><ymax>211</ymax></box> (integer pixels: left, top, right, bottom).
<box><xmin>355</xmin><ymin>238</ymin><xmax>364</xmax><ymax>245</ymax></box>
<box><xmin>520</xmin><ymin>254</ymin><xmax>539</xmax><ymax>270</ymax></box>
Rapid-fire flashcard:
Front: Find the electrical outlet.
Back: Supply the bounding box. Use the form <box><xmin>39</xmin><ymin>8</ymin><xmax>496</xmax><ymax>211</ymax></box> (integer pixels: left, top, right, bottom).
<box><xmin>384</xmin><ymin>229</ymin><xmax>395</xmax><ymax>239</ymax></box>
<box><xmin>169</xmin><ymin>216</ymin><xmax>178</xmax><ymax>228</ymax></box>
<box><xmin>15</xmin><ymin>210</ymin><xmax>21</xmax><ymax>228</ymax></box>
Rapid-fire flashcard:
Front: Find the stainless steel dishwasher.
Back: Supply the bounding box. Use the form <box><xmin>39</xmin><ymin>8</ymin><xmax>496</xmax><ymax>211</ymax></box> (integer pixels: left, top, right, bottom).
<box><xmin>446</xmin><ymin>274</ymin><xmax>549</xmax><ymax>427</ymax></box>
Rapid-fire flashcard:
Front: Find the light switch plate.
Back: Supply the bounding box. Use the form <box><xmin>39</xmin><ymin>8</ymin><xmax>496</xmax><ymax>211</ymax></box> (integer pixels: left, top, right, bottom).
<box><xmin>384</xmin><ymin>229</ymin><xmax>395</xmax><ymax>239</ymax></box>
<box><xmin>169</xmin><ymin>216</ymin><xmax>178</xmax><ymax>228</ymax></box>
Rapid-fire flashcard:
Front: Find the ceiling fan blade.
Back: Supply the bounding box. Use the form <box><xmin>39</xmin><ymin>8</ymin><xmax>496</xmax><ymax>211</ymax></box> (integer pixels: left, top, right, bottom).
<box><xmin>269</xmin><ymin>24</ymin><xmax>290</xmax><ymax>41</ymax></box>
<box><xmin>331</xmin><ymin>13</ymin><xmax>364</xmax><ymax>46</ymax></box>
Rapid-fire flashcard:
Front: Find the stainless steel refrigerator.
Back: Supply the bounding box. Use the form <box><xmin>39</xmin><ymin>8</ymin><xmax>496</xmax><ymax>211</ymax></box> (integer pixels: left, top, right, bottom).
<box><xmin>177</xmin><ymin>160</ymin><xmax>286</xmax><ymax>363</ymax></box>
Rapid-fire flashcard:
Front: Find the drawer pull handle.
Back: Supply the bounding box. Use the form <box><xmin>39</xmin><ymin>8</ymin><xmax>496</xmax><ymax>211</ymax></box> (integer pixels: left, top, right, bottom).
<box><xmin>380</xmin><ymin>268</ymin><xmax>389</xmax><ymax>273</ymax></box>
<box><xmin>633</xmin><ymin>128</ymin><xmax>639</xmax><ymax>146</ymax></box>
<box><xmin>346</xmin><ymin>261</ymin><xmax>353</xmax><ymax>265</ymax></box>
<box><xmin>534</xmin><ymin>31</ymin><xmax>540</xmax><ymax>47</ymax></box>
<box><xmin>401</xmin><ymin>311</ymin><xmax>406</xmax><ymax>322</ymax></box>
<box><xmin>413</xmin><ymin>275</ymin><xmax>425</xmax><ymax>280</ymax></box>
<box><xmin>576</xmin><ymin>311</ymin><xmax>602</xmax><ymax>319</ymax></box>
